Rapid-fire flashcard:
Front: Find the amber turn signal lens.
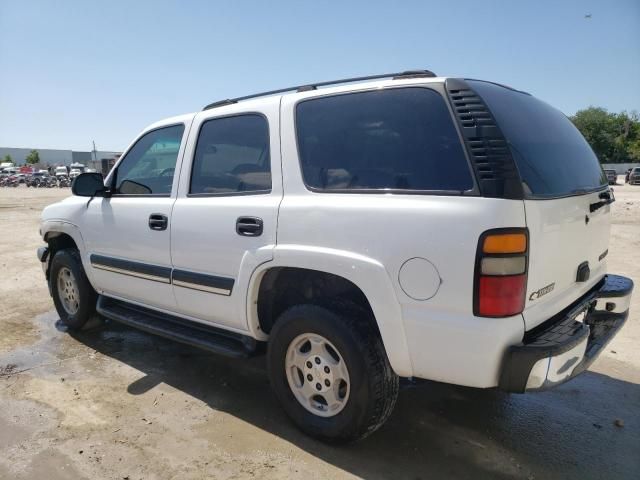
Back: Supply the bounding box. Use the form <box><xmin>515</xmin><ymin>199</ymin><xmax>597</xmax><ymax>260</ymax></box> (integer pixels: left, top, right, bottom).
<box><xmin>483</xmin><ymin>233</ymin><xmax>527</xmax><ymax>254</ymax></box>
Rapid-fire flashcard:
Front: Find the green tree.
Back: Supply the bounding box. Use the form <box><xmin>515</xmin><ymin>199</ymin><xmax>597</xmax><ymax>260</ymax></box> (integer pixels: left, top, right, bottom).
<box><xmin>570</xmin><ymin>107</ymin><xmax>640</xmax><ymax>163</ymax></box>
<box><xmin>25</xmin><ymin>149</ymin><xmax>40</xmax><ymax>165</ymax></box>
<box><xmin>628</xmin><ymin>139</ymin><xmax>640</xmax><ymax>161</ymax></box>
<box><xmin>2</xmin><ymin>154</ymin><xmax>12</xmax><ymax>164</ymax></box>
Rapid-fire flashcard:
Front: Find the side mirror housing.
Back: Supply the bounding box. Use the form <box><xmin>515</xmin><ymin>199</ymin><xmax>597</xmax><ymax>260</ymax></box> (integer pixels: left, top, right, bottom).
<box><xmin>72</xmin><ymin>172</ymin><xmax>107</xmax><ymax>197</ymax></box>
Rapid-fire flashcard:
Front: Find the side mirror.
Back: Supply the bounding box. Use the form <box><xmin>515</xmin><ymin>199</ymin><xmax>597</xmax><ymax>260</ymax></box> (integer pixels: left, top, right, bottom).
<box><xmin>72</xmin><ymin>172</ymin><xmax>107</xmax><ymax>197</ymax></box>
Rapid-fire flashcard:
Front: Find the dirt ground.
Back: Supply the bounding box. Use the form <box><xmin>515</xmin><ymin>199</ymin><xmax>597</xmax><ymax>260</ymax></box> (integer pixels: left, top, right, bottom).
<box><xmin>0</xmin><ymin>180</ymin><xmax>639</xmax><ymax>480</ymax></box>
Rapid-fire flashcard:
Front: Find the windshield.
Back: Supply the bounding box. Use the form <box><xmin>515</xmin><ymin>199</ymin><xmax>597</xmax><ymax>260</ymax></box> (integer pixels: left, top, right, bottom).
<box><xmin>468</xmin><ymin>80</ymin><xmax>607</xmax><ymax>197</ymax></box>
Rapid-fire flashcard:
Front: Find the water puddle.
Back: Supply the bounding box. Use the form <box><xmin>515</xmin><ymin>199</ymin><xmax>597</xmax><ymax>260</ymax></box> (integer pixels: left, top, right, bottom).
<box><xmin>0</xmin><ymin>310</ymin><xmax>161</xmax><ymax>381</ymax></box>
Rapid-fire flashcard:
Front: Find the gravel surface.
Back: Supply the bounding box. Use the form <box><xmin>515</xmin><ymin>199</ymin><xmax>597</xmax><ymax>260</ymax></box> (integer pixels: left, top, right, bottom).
<box><xmin>0</xmin><ymin>179</ymin><xmax>638</xmax><ymax>479</ymax></box>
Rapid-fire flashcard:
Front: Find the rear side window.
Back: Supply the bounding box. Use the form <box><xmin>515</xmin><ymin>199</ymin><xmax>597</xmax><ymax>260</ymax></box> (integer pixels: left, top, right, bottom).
<box><xmin>468</xmin><ymin>80</ymin><xmax>607</xmax><ymax>197</ymax></box>
<box><xmin>190</xmin><ymin>114</ymin><xmax>271</xmax><ymax>195</ymax></box>
<box><xmin>295</xmin><ymin>88</ymin><xmax>473</xmax><ymax>192</ymax></box>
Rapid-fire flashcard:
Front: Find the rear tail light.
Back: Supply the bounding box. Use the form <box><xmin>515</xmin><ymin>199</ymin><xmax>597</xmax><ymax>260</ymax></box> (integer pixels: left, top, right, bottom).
<box><xmin>474</xmin><ymin>228</ymin><xmax>528</xmax><ymax>317</ymax></box>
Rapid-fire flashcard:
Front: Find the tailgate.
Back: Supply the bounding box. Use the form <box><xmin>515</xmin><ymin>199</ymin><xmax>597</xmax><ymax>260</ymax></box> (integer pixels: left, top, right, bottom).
<box><xmin>523</xmin><ymin>192</ymin><xmax>611</xmax><ymax>330</ymax></box>
<box><xmin>464</xmin><ymin>80</ymin><xmax>613</xmax><ymax>331</ymax></box>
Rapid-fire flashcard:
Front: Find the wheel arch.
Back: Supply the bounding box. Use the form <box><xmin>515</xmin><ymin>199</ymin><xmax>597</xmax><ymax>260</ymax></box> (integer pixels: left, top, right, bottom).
<box><xmin>42</xmin><ymin>221</ymin><xmax>94</xmax><ymax>285</ymax></box>
<box><xmin>247</xmin><ymin>246</ymin><xmax>414</xmax><ymax>377</ymax></box>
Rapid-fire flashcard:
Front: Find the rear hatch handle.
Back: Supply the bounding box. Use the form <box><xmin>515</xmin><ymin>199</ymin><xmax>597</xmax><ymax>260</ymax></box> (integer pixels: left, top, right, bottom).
<box><xmin>590</xmin><ymin>190</ymin><xmax>615</xmax><ymax>213</ymax></box>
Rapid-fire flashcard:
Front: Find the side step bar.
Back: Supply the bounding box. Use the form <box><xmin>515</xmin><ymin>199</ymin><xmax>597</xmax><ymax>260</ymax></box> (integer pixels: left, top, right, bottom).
<box><xmin>96</xmin><ymin>295</ymin><xmax>259</xmax><ymax>358</ymax></box>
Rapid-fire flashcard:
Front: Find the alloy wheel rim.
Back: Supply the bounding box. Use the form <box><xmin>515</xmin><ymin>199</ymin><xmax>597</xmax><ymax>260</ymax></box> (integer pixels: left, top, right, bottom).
<box><xmin>285</xmin><ymin>333</ymin><xmax>350</xmax><ymax>417</ymax></box>
<box><xmin>57</xmin><ymin>267</ymin><xmax>80</xmax><ymax>315</ymax></box>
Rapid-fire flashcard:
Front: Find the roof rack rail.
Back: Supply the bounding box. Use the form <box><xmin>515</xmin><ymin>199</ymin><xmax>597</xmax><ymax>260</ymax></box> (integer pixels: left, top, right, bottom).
<box><xmin>202</xmin><ymin>69</ymin><xmax>437</xmax><ymax>111</ymax></box>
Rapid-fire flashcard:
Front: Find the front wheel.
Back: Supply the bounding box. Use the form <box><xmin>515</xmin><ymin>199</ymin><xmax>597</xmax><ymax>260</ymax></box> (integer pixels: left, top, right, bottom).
<box><xmin>49</xmin><ymin>249</ymin><xmax>97</xmax><ymax>330</ymax></box>
<box><xmin>267</xmin><ymin>303</ymin><xmax>399</xmax><ymax>443</ymax></box>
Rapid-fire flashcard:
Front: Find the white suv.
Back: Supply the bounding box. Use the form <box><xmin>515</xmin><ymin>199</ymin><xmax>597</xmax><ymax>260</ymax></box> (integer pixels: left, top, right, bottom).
<box><xmin>38</xmin><ymin>71</ymin><xmax>633</xmax><ymax>442</ymax></box>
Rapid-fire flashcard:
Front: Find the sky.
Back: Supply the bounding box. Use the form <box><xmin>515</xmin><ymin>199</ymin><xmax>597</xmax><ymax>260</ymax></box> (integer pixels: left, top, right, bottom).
<box><xmin>1</xmin><ymin>0</ymin><xmax>639</xmax><ymax>152</ymax></box>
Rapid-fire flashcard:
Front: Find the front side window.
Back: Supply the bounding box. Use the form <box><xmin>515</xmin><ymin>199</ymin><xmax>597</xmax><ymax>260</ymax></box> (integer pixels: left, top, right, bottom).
<box><xmin>295</xmin><ymin>88</ymin><xmax>473</xmax><ymax>192</ymax></box>
<box><xmin>115</xmin><ymin>124</ymin><xmax>185</xmax><ymax>195</ymax></box>
<box><xmin>190</xmin><ymin>114</ymin><xmax>271</xmax><ymax>195</ymax></box>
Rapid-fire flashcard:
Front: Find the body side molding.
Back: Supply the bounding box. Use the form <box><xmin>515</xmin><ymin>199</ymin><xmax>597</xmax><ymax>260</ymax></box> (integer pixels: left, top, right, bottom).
<box><xmin>89</xmin><ymin>254</ymin><xmax>235</xmax><ymax>295</ymax></box>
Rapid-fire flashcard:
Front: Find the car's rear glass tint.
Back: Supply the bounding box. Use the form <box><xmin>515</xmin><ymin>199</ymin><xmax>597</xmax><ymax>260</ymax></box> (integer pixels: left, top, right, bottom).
<box><xmin>295</xmin><ymin>88</ymin><xmax>473</xmax><ymax>192</ymax></box>
<box><xmin>468</xmin><ymin>80</ymin><xmax>607</xmax><ymax>197</ymax></box>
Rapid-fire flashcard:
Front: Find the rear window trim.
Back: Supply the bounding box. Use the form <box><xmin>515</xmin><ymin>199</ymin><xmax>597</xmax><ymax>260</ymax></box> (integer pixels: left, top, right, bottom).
<box><xmin>520</xmin><ymin>182</ymin><xmax>609</xmax><ymax>201</ymax></box>
<box><xmin>293</xmin><ymin>85</ymin><xmax>480</xmax><ymax>196</ymax></box>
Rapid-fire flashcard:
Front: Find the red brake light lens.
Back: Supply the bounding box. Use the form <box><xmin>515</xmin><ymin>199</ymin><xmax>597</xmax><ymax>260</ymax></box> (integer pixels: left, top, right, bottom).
<box><xmin>478</xmin><ymin>275</ymin><xmax>526</xmax><ymax>317</ymax></box>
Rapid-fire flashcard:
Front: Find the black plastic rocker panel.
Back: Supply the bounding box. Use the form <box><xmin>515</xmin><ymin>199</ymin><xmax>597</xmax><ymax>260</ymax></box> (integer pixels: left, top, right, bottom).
<box><xmin>445</xmin><ymin>78</ymin><xmax>524</xmax><ymax>200</ymax></box>
<box><xmin>96</xmin><ymin>295</ymin><xmax>257</xmax><ymax>358</ymax></box>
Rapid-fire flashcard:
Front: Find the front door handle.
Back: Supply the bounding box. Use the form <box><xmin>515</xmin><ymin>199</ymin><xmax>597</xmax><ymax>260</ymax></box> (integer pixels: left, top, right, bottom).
<box><xmin>149</xmin><ymin>213</ymin><xmax>168</xmax><ymax>231</ymax></box>
<box><xmin>236</xmin><ymin>216</ymin><xmax>263</xmax><ymax>236</ymax></box>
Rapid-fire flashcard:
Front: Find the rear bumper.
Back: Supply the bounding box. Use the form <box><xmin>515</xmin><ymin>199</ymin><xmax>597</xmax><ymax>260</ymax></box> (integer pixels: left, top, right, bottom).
<box><xmin>499</xmin><ymin>274</ymin><xmax>633</xmax><ymax>392</ymax></box>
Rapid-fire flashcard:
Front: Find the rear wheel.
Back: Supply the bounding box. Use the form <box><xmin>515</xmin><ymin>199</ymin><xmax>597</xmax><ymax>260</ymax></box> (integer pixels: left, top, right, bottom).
<box><xmin>267</xmin><ymin>303</ymin><xmax>399</xmax><ymax>443</ymax></box>
<box><xmin>49</xmin><ymin>249</ymin><xmax>97</xmax><ymax>330</ymax></box>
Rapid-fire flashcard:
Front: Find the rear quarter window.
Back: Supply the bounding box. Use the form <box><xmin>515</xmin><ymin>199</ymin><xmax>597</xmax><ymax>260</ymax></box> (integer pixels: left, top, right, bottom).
<box><xmin>295</xmin><ymin>88</ymin><xmax>473</xmax><ymax>193</ymax></box>
<box><xmin>468</xmin><ymin>80</ymin><xmax>606</xmax><ymax>197</ymax></box>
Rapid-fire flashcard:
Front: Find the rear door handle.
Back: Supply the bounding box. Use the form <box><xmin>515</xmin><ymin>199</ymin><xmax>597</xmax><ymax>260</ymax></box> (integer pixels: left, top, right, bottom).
<box><xmin>236</xmin><ymin>216</ymin><xmax>263</xmax><ymax>236</ymax></box>
<box><xmin>148</xmin><ymin>213</ymin><xmax>168</xmax><ymax>231</ymax></box>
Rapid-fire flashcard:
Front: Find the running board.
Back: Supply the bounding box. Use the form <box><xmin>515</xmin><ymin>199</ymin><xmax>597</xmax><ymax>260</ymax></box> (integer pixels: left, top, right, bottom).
<box><xmin>96</xmin><ymin>296</ymin><xmax>259</xmax><ymax>358</ymax></box>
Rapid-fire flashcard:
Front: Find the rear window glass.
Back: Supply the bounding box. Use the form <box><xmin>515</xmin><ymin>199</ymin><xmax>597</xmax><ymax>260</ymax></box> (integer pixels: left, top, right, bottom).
<box><xmin>295</xmin><ymin>88</ymin><xmax>473</xmax><ymax>192</ymax></box>
<box><xmin>468</xmin><ymin>80</ymin><xmax>606</xmax><ymax>197</ymax></box>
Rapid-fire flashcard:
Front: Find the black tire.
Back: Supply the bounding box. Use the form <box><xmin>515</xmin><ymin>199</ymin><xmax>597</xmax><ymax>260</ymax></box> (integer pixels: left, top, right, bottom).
<box><xmin>267</xmin><ymin>303</ymin><xmax>399</xmax><ymax>443</ymax></box>
<box><xmin>49</xmin><ymin>249</ymin><xmax>97</xmax><ymax>330</ymax></box>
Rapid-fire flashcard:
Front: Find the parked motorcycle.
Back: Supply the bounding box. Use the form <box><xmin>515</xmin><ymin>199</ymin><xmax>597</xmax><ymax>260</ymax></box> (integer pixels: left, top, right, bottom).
<box><xmin>26</xmin><ymin>173</ymin><xmax>51</xmax><ymax>188</ymax></box>
<box><xmin>57</xmin><ymin>175</ymin><xmax>70</xmax><ymax>188</ymax></box>
<box><xmin>5</xmin><ymin>176</ymin><xmax>20</xmax><ymax>187</ymax></box>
